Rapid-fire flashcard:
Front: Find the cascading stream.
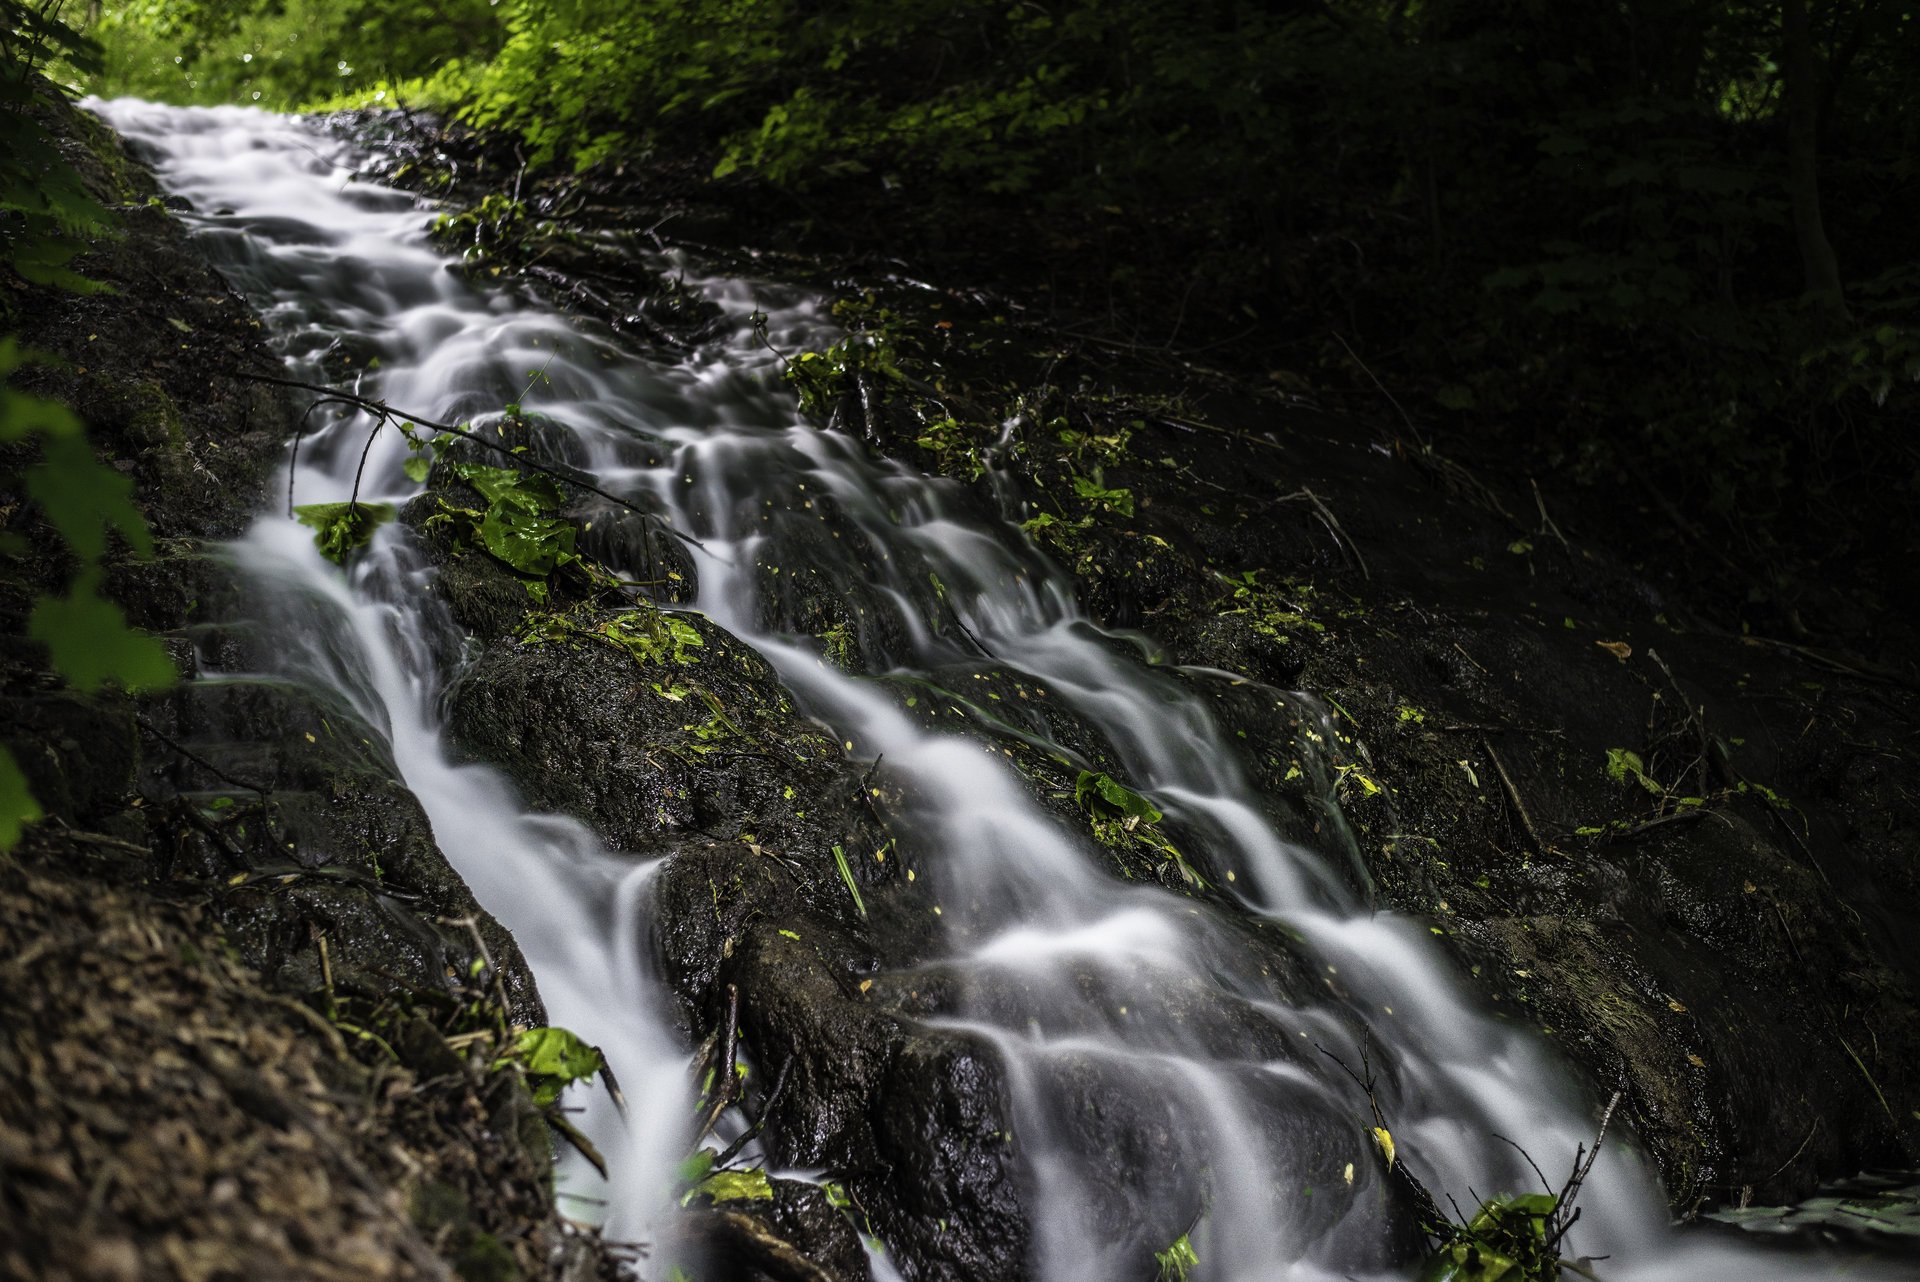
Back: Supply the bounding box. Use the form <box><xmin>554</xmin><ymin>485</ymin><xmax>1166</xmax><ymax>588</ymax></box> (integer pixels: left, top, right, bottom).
<box><xmin>92</xmin><ymin>100</ymin><xmax>1908</xmax><ymax>1282</ymax></box>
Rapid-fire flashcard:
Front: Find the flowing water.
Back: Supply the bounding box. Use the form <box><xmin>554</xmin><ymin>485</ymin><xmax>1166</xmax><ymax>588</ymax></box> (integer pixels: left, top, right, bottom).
<box><xmin>91</xmin><ymin>100</ymin><xmax>1912</xmax><ymax>1282</ymax></box>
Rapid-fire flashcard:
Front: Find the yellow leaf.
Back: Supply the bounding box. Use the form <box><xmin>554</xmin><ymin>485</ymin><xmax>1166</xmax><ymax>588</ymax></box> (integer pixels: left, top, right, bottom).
<box><xmin>1370</xmin><ymin>1126</ymin><xmax>1395</xmax><ymax>1169</ymax></box>
<box><xmin>1597</xmin><ymin>640</ymin><xmax>1632</xmax><ymax>661</ymax></box>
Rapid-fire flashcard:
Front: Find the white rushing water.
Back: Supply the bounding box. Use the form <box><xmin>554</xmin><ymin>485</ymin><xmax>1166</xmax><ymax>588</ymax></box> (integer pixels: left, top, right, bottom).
<box><xmin>91</xmin><ymin>99</ymin><xmax>1913</xmax><ymax>1282</ymax></box>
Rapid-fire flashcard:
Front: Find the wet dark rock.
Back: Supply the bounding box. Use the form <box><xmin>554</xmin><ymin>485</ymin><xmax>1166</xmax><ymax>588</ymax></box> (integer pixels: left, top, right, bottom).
<box><xmin>446</xmin><ymin>606</ymin><xmax>885</xmax><ymax>868</ymax></box>
<box><xmin>138</xmin><ymin>672</ymin><xmax>544</xmax><ymax>1024</ymax></box>
<box><xmin>652</xmin><ymin>842</ymin><xmax>1028</xmax><ymax>1282</ymax></box>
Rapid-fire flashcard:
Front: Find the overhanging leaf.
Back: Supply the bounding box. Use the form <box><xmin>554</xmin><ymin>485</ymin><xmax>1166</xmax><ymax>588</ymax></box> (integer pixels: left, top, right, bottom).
<box><xmin>294</xmin><ymin>502</ymin><xmax>394</xmax><ymax>564</ymax></box>
<box><xmin>24</xmin><ymin>432</ymin><xmax>150</xmax><ymax>560</ymax></box>
<box><xmin>27</xmin><ymin>574</ymin><xmax>177</xmax><ymax>693</ymax></box>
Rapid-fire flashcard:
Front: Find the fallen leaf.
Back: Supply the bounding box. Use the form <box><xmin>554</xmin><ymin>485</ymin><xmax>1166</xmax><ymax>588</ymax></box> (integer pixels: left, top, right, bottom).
<box><xmin>1597</xmin><ymin>640</ymin><xmax>1632</xmax><ymax>660</ymax></box>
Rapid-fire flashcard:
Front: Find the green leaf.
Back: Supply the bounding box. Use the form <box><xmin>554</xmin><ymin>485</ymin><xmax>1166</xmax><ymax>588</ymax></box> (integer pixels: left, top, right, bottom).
<box><xmin>510</xmin><ymin>1025</ymin><xmax>603</xmax><ymax>1081</ymax></box>
<box><xmin>0</xmin><ymin>745</ymin><xmax>44</xmax><ymax>850</ymax></box>
<box><xmin>402</xmin><ymin>453</ymin><xmax>433</xmax><ymax>483</ymax></box>
<box><xmin>688</xmin><ymin>1167</ymin><xmax>774</xmax><ymax>1204</ymax></box>
<box><xmin>832</xmin><ymin>843</ymin><xmax>867</xmax><ymax>918</ymax></box>
<box><xmin>505</xmin><ymin>1025</ymin><xmax>604</xmax><ymax>1108</ymax></box>
<box><xmin>477</xmin><ymin>502</ymin><xmax>576</xmax><ymax>575</ymax></box>
<box><xmin>675</xmin><ymin>1148</ymin><xmax>717</xmax><ymax>1186</ymax></box>
<box><xmin>24</xmin><ymin>432</ymin><xmax>150</xmax><ymax>561</ymax></box>
<box><xmin>1074</xmin><ymin>770</ymin><xmax>1162</xmax><ymax>824</ymax></box>
<box><xmin>1155</xmin><ymin>1233</ymin><xmax>1199</xmax><ymax>1281</ymax></box>
<box><xmin>27</xmin><ymin>573</ymin><xmax>177</xmax><ymax>693</ymax></box>
<box><xmin>1603</xmin><ymin>747</ymin><xmax>1663</xmax><ymax>796</ymax></box>
<box><xmin>294</xmin><ymin>502</ymin><xmax>394</xmax><ymax>564</ymax></box>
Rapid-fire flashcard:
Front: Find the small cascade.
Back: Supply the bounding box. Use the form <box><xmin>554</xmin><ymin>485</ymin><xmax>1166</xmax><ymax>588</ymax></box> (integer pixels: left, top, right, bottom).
<box><xmin>92</xmin><ymin>99</ymin><xmax>1907</xmax><ymax>1282</ymax></box>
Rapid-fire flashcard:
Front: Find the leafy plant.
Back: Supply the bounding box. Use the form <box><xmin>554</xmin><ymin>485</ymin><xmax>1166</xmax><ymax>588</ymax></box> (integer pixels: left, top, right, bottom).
<box><xmin>1074</xmin><ymin>769</ymin><xmax>1205</xmax><ymax>889</ymax></box>
<box><xmin>521</xmin><ymin>603</ymin><xmax>705</xmax><ymax>668</ymax></box>
<box><xmin>2</xmin><ymin>346</ymin><xmax>176</xmax><ymax>848</ymax></box>
<box><xmin>445</xmin><ymin>459</ymin><xmax>579</xmax><ymax>577</ymax></box>
<box><xmin>294</xmin><ymin>500</ymin><xmax>394</xmax><ymax>564</ymax></box>
<box><xmin>499</xmin><ymin>1025</ymin><xmax>604</xmax><ymax>1108</ymax></box>
<box><xmin>1154</xmin><ymin>1232</ymin><xmax>1199</xmax><ymax>1281</ymax></box>
<box><xmin>2</xmin><ymin>1</ymin><xmax>116</xmax><ymax>299</ymax></box>
<box><xmin>1421</xmin><ymin>1193</ymin><xmax>1560</xmax><ymax>1282</ymax></box>
<box><xmin>674</xmin><ymin>1148</ymin><xmax>774</xmax><ymax>1206</ymax></box>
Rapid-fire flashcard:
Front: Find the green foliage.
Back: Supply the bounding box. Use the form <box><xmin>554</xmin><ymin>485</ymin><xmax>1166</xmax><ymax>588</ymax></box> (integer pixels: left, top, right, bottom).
<box><xmin>1154</xmin><ymin>1232</ymin><xmax>1199</xmax><ymax>1282</ymax></box>
<box><xmin>1603</xmin><ymin>747</ymin><xmax>1663</xmax><ymax>797</ymax></box>
<box><xmin>522</xmin><ymin>604</ymin><xmax>704</xmax><ymax>668</ymax></box>
<box><xmin>830</xmin><ymin>842</ymin><xmax>866</xmax><ymax>919</ymax></box>
<box><xmin>453</xmin><ymin>461</ymin><xmax>578</xmax><ymax>577</ymax></box>
<box><xmin>1071</xmin><ymin>471</ymin><xmax>1134</xmax><ymax>518</ymax></box>
<box><xmin>1</xmin><ymin>338</ymin><xmax>177</xmax><ymax>847</ymax></box>
<box><xmin>430</xmin><ymin>194</ymin><xmax>542</xmax><ymax>269</ymax></box>
<box><xmin>500</xmin><ymin>1025</ymin><xmax>604</xmax><ymax>1108</ymax></box>
<box><xmin>0</xmin><ymin>745</ymin><xmax>42</xmax><ymax>846</ymax></box>
<box><xmin>3</xmin><ymin>1</ymin><xmax>116</xmax><ymax>299</ymax></box>
<box><xmin>781</xmin><ymin>295</ymin><xmax>912</xmax><ymax>421</ymax></box>
<box><xmin>1075</xmin><ymin>769</ymin><xmax>1163</xmax><ymax>826</ymax></box>
<box><xmin>90</xmin><ymin>0</ymin><xmax>503</xmax><ymax>112</ymax></box>
<box><xmin>675</xmin><ymin>1148</ymin><xmax>773</xmax><ymax>1206</ymax></box>
<box><xmin>2</xmin><ymin>14</ymin><xmax>176</xmax><ymax>847</ymax></box>
<box><xmin>1421</xmin><ymin>1193</ymin><xmax>1560</xmax><ymax>1282</ymax></box>
<box><xmin>29</xmin><ymin>569</ymin><xmax>176</xmax><ymax>690</ymax></box>
<box><xmin>294</xmin><ymin>500</ymin><xmax>393</xmax><ymax>564</ymax></box>
<box><xmin>1074</xmin><ymin>769</ymin><xmax>1204</xmax><ymax>889</ymax></box>
<box><xmin>424</xmin><ymin>451</ymin><xmax>586</xmax><ymax>599</ymax></box>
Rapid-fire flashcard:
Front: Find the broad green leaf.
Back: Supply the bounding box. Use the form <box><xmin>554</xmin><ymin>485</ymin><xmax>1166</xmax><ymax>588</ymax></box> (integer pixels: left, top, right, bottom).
<box><xmin>675</xmin><ymin>1148</ymin><xmax>717</xmax><ymax>1186</ymax></box>
<box><xmin>1075</xmin><ymin>770</ymin><xmax>1162</xmax><ymax>824</ymax></box>
<box><xmin>294</xmin><ymin>502</ymin><xmax>394</xmax><ymax>564</ymax></box>
<box><xmin>477</xmin><ymin>503</ymin><xmax>575</xmax><ymax>575</ymax></box>
<box><xmin>506</xmin><ymin>1025</ymin><xmax>604</xmax><ymax>1105</ymax></box>
<box><xmin>691</xmin><ymin>1168</ymin><xmax>774</xmax><ymax>1204</ymax></box>
<box><xmin>25</xmin><ymin>432</ymin><xmax>150</xmax><ymax>560</ymax></box>
<box><xmin>510</xmin><ymin>1025</ymin><xmax>604</xmax><ymax>1082</ymax></box>
<box><xmin>0</xmin><ymin>379</ymin><xmax>87</xmax><ymax>443</ymax></box>
<box><xmin>402</xmin><ymin>453</ymin><xmax>432</xmax><ymax>483</ymax></box>
<box><xmin>27</xmin><ymin>574</ymin><xmax>177</xmax><ymax>693</ymax></box>
<box><xmin>0</xmin><ymin>745</ymin><xmax>44</xmax><ymax>850</ymax></box>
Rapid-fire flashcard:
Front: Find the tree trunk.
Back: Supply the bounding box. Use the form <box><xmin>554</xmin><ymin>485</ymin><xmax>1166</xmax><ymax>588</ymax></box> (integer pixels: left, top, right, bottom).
<box><xmin>1782</xmin><ymin>0</ymin><xmax>1848</xmax><ymax>328</ymax></box>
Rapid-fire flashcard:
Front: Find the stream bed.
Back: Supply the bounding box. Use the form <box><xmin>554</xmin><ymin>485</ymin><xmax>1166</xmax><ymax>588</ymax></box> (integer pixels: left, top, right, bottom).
<box><xmin>89</xmin><ymin>99</ymin><xmax>1917</xmax><ymax>1282</ymax></box>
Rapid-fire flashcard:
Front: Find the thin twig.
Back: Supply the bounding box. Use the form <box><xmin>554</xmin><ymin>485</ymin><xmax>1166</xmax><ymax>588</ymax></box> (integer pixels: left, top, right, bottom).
<box><xmin>697</xmin><ymin>984</ymin><xmax>742</xmax><ymax>1141</ymax></box>
<box><xmin>1531</xmin><ymin>478</ymin><xmax>1572</xmax><ymax>554</ymax></box>
<box><xmin>1332</xmin><ymin>330</ymin><xmax>1421</xmax><ymax>445</ymax></box>
<box><xmin>231</xmin><ymin>368</ymin><xmax>706</xmax><ymax>551</ymax></box>
<box><xmin>1481</xmin><ymin>734</ymin><xmax>1549</xmax><ymax>857</ymax></box>
<box><xmin>714</xmin><ymin>1055</ymin><xmax>794</xmax><ymax>1168</ymax></box>
<box><xmin>347</xmin><ymin>418</ymin><xmax>383</xmax><ymax>512</ymax></box>
<box><xmin>135</xmin><ymin>715</ymin><xmax>272</xmax><ymax>798</ymax></box>
<box><xmin>1492</xmin><ymin>1133</ymin><xmax>1555</xmax><ymax>1195</ymax></box>
<box><xmin>1278</xmin><ymin>486</ymin><xmax>1371</xmax><ymax>580</ymax></box>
